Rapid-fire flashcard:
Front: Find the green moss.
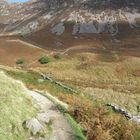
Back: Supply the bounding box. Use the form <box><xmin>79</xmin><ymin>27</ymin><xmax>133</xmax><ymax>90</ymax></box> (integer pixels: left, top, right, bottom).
<box><xmin>65</xmin><ymin>114</ymin><xmax>87</xmax><ymax>140</ymax></box>
<box><xmin>5</xmin><ymin>70</ymin><xmax>76</xmax><ymax>95</ymax></box>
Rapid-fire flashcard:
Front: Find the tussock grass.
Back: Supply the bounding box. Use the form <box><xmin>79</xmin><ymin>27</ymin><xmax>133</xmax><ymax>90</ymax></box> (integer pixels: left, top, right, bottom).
<box><xmin>5</xmin><ymin>70</ymin><xmax>75</xmax><ymax>97</ymax></box>
<box><xmin>34</xmin><ymin>53</ymin><xmax>140</xmax><ymax>125</ymax></box>
<box><xmin>84</xmin><ymin>88</ymin><xmax>140</xmax><ymax>114</ymax></box>
<box><xmin>0</xmin><ymin>71</ymin><xmax>37</xmax><ymax>140</ymax></box>
<box><xmin>1</xmin><ymin>52</ymin><xmax>140</xmax><ymax>140</ymax></box>
<box><xmin>36</xmin><ymin>53</ymin><xmax>140</xmax><ymax>89</ymax></box>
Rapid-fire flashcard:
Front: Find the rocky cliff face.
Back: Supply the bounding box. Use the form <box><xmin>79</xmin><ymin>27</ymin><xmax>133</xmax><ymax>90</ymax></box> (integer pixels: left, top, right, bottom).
<box><xmin>0</xmin><ymin>0</ymin><xmax>139</xmax><ymax>35</ymax></box>
<box><xmin>0</xmin><ymin>0</ymin><xmax>140</xmax><ymax>35</ymax></box>
<box><xmin>0</xmin><ymin>0</ymin><xmax>140</xmax><ymax>51</ymax></box>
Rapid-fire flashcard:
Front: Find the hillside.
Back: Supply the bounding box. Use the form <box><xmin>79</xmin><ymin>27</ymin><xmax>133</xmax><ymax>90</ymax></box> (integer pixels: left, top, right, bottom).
<box><xmin>0</xmin><ymin>71</ymin><xmax>37</xmax><ymax>139</ymax></box>
<box><xmin>0</xmin><ymin>0</ymin><xmax>140</xmax><ymax>35</ymax></box>
<box><xmin>0</xmin><ymin>70</ymin><xmax>83</xmax><ymax>140</ymax></box>
<box><xmin>0</xmin><ymin>0</ymin><xmax>140</xmax><ymax>140</ymax></box>
<box><xmin>2</xmin><ymin>51</ymin><xmax>140</xmax><ymax>140</ymax></box>
<box><xmin>0</xmin><ymin>0</ymin><xmax>139</xmax><ymax>58</ymax></box>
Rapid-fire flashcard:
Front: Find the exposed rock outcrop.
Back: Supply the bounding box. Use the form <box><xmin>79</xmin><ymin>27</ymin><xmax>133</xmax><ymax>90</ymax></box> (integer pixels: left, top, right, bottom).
<box><xmin>24</xmin><ymin>118</ymin><xmax>44</xmax><ymax>135</ymax></box>
<box><xmin>0</xmin><ymin>0</ymin><xmax>139</xmax><ymax>36</ymax></box>
<box><xmin>107</xmin><ymin>103</ymin><xmax>140</xmax><ymax>124</ymax></box>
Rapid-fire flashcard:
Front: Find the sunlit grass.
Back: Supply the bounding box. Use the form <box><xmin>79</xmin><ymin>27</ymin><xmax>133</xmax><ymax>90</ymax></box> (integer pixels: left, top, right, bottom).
<box><xmin>0</xmin><ymin>71</ymin><xmax>37</xmax><ymax>140</ymax></box>
<box><xmin>36</xmin><ymin>53</ymin><xmax>140</xmax><ymax>88</ymax></box>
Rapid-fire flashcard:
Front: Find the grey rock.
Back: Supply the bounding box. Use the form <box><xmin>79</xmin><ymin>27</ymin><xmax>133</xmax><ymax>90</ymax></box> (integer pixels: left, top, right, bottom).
<box><xmin>107</xmin><ymin>103</ymin><xmax>140</xmax><ymax>124</ymax></box>
<box><xmin>41</xmin><ymin>73</ymin><xmax>77</xmax><ymax>93</ymax></box>
<box><xmin>37</xmin><ymin>113</ymin><xmax>50</xmax><ymax>124</ymax></box>
<box><xmin>25</xmin><ymin>118</ymin><xmax>43</xmax><ymax>135</ymax></box>
<box><xmin>131</xmin><ymin>116</ymin><xmax>140</xmax><ymax>124</ymax></box>
<box><xmin>38</xmin><ymin>79</ymin><xmax>44</xmax><ymax>83</ymax></box>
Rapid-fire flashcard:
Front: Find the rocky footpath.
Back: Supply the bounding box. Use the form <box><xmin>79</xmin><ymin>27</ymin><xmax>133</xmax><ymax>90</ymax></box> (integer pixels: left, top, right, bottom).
<box><xmin>24</xmin><ymin>90</ymin><xmax>75</xmax><ymax>140</ymax></box>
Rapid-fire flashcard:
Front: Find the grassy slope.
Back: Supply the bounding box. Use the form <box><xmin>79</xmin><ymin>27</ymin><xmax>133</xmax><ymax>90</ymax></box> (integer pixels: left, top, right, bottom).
<box><xmin>4</xmin><ymin>70</ymin><xmax>87</xmax><ymax>140</ymax></box>
<box><xmin>36</xmin><ymin>53</ymin><xmax>140</xmax><ymax>114</ymax></box>
<box><xmin>0</xmin><ymin>71</ymin><xmax>37</xmax><ymax>140</ymax></box>
<box><xmin>3</xmin><ymin>66</ymin><xmax>140</xmax><ymax>140</ymax></box>
<box><xmin>37</xmin><ymin>53</ymin><xmax>140</xmax><ymax>89</ymax></box>
<box><xmin>2</xmin><ymin>51</ymin><xmax>140</xmax><ymax>140</ymax></box>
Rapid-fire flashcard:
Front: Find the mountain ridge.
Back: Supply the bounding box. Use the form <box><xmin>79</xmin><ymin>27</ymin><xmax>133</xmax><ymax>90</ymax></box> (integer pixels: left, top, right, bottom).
<box><xmin>0</xmin><ymin>0</ymin><xmax>139</xmax><ymax>35</ymax></box>
<box><xmin>0</xmin><ymin>0</ymin><xmax>139</xmax><ymax>54</ymax></box>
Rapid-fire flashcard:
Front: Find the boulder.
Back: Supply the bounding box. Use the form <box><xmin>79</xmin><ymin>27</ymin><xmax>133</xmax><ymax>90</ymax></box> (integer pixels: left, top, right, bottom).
<box><xmin>37</xmin><ymin>113</ymin><xmax>50</xmax><ymax>124</ymax></box>
<box><xmin>25</xmin><ymin>118</ymin><xmax>43</xmax><ymax>135</ymax></box>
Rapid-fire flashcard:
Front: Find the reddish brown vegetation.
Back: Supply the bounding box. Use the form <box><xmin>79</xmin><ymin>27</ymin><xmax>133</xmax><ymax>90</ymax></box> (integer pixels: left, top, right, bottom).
<box><xmin>133</xmin><ymin>69</ymin><xmax>140</xmax><ymax>77</ymax></box>
<box><xmin>58</xmin><ymin>94</ymin><xmax>140</xmax><ymax>140</ymax></box>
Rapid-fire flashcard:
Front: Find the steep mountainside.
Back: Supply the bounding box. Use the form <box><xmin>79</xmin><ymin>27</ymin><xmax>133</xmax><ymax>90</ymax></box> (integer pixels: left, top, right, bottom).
<box><xmin>0</xmin><ymin>0</ymin><xmax>140</xmax><ymax>34</ymax></box>
<box><xmin>0</xmin><ymin>0</ymin><xmax>140</xmax><ymax>51</ymax></box>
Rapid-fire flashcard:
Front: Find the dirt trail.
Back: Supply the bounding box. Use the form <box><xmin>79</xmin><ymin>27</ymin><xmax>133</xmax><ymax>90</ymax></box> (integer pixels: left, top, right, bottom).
<box><xmin>27</xmin><ymin>90</ymin><xmax>75</xmax><ymax>140</ymax></box>
<box><xmin>6</xmin><ymin>39</ymin><xmax>44</xmax><ymax>50</ymax></box>
<box><xmin>62</xmin><ymin>45</ymin><xmax>106</xmax><ymax>55</ymax></box>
